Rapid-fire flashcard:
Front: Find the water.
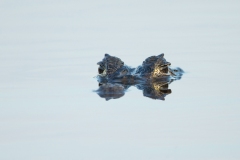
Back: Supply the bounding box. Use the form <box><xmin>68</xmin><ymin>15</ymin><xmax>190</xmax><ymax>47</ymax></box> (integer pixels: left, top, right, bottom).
<box><xmin>1</xmin><ymin>0</ymin><xmax>240</xmax><ymax>159</ymax></box>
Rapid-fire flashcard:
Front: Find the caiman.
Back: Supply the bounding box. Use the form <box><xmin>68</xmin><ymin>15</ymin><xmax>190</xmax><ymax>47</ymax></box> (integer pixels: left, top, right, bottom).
<box><xmin>95</xmin><ymin>53</ymin><xmax>184</xmax><ymax>100</ymax></box>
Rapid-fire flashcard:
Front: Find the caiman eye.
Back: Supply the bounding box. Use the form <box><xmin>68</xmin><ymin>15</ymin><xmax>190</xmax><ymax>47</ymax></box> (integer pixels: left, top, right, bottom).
<box><xmin>160</xmin><ymin>89</ymin><xmax>172</xmax><ymax>94</ymax></box>
<box><xmin>98</xmin><ymin>68</ymin><xmax>104</xmax><ymax>74</ymax></box>
<box><xmin>161</xmin><ymin>67</ymin><xmax>168</xmax><ymax>73</ymax></box>
<box><xmin>121</xmin><ymin>69</ymin><xmax>128</xmax><ymax>74</ymax></box>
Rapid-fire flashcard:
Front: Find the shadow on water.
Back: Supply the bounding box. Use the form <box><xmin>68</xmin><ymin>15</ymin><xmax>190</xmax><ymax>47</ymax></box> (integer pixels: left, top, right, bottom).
<box><xmin>94</xmin><ymin>54</ymin><xmax>183</xmax><ymax>101</ymax></box>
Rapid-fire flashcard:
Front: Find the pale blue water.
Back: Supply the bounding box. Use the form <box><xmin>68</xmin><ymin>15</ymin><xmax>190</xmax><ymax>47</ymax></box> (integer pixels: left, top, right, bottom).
<box><xmin>1</xmin><ymin>1</ymin><xmax>240</xmax><ymax>159</ymax></box>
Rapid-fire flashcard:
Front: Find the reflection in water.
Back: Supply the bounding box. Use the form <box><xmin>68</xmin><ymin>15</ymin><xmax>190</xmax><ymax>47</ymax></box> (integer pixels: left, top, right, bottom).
<box><xmin>136</xmin><ymin>80</ymin><xmax>172</xmax><ymax>100</ymax></box>
<box><xmin>94</xmin><ymin>54</ymin><xmax>183</xmax><ymax>100</ymax></box>
<box><xmin>96</xmin><ymin>83</ymin><xmax>126</xmax><ymax>101</ymax></box>
<box><xmin>95</xmin><ymin>79</ymin><xmax>174</xmax><ymax>101</ymax></box>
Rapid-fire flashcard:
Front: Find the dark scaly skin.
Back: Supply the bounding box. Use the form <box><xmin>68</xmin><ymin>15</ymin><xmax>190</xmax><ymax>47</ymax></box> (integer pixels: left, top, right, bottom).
<box><xmin>95</xmin><ymin>53</ymin><xmax>184</xmax><ymax>101</ymax></box>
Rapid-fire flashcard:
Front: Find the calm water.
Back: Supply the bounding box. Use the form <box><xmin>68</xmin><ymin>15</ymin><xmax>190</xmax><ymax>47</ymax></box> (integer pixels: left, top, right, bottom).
<box><xmin>1</xmin><ymin>1</ymin><xmax>240</xmax><ymax>159</ymax></box>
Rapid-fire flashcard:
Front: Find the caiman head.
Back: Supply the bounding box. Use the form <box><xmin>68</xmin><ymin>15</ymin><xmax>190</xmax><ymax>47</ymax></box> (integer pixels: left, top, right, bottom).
<box><xmin>139</xmin><ymin>53</ymin><xmax>171</xmax><ymax>78</ymax></box>
<box><xmin>97</xmin><ymin>54</ymin><xmax>124</xmax><ymax>78</ymax></box>
<box><xmin>151</xmin><ymin>54</ymin><xmax>172</xmax><ymax>78</ymax></box>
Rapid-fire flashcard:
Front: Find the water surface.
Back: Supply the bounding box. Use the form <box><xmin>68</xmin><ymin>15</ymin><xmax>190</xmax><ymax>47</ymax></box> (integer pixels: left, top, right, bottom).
<box><xmin>1</xmin><ymin>0</ymin><xmax>240</xmax><ymax>159</ymax></box>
